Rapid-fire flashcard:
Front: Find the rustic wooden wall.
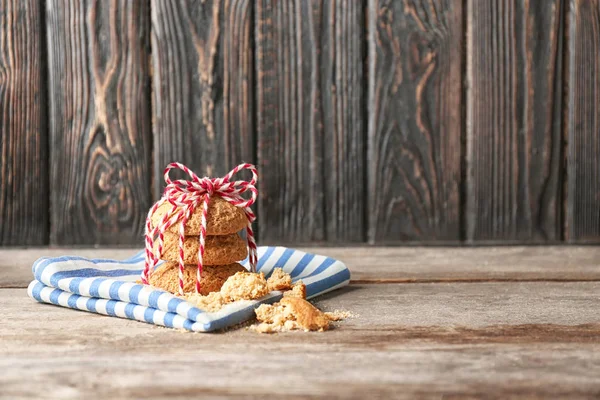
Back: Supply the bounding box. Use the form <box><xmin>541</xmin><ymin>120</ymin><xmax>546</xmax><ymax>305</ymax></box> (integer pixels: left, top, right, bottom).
<box><xmin>46</xmin><ymin>0</ymin><xmax>152</xmax><ymax>245</ymax></box>
<box><xmin>0</xmin><ymin>0</ymin><xmax>598</xmax><ymax>246</ymax></box>
<box><xmin>368</xmin><ymin>0</ymin><xmax>463</xmax><ymax>243</ymax></box>
<box><xmin>466</xmin><ymin>0</ymin><xmax>565</xmax><ymax>243</ymax></box>
<box><xmin>0</xmin><ymin>0</ymin><xmax>47</xmax><ymax>245</ymax></box>
<box><xmin>256</xmin><ymin>0</ymin><xmax>365</xmax><ymax>243</ymax></box>
<box><xmin>151</xmin><ymin>0</ymin><xmax>254</xmax><ymax>197</ymax></box>
<box><xmin>566</xmin><ymin>0</ymin><xmax>600</xmax><ymax>243</ymax></box>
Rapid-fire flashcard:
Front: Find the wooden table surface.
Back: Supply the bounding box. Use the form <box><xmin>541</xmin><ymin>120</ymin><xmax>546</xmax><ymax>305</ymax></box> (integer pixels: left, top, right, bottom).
<box><xmin>2</xmin><ymin>247</ymin><xmax>600</xmax><ymax>399</ymax></box>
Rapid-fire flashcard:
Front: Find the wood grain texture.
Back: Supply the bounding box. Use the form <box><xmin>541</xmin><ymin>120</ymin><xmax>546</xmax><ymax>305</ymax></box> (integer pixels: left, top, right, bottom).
<box><xmin>10</xmin><ymin>282</ymin><xmax>600</xmax><ymax>332</ymax></box>
<box><xmin>46</xmin><ymin>0</ymin><xmax>151</xmax><ymax>245</ymax></box>
<box><xmin>5</xmin><ymin>246</ymin><xmax>600</xmax><ymax>288</ymax></box>
<box><xmin>333</xmin><ymin>245</ymin><xmax>600</xmax><ymax>282</ymax></box>
<box><xmin>5</xmin><ymin>283</ymin><xmax>600</xmax><ymax>398</ymax></box>
<box><xmin>565</xmin><ymin>0</ymin><xmax>600</xmax><ymax>243</ymax></box>
<box><xmin>368</xmin><ymin>0</ymin><xmax>463</xmax><ymax>243</ymax></box>
<box><xmin>0</xmin><ymin>0</ymin><xmax>47</xmax><ymax>245</ymax></box>
<box><xmin>466</xmin><ymin>0</ymin><xmax>565</xmax><ymax>242</ymax></box>
<box><xmin>151</xmin><ymin>0</ymin><xmax>254</xmax><ymax>198</ymax></box>
<box><xmin>256</xmin><ymin>0</ymin><xmax>365</xmax><ymax>243</ymax></box>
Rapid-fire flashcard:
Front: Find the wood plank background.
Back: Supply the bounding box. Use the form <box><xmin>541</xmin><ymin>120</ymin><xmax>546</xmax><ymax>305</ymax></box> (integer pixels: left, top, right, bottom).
<box><xmin>368</xmin><ymin>0</ymin><xmax>462</xmax><ymax>243</ymax></box>
<box><xmin>0</xmin><ymin>0</ymin><xmax>47</xmax><ymax>245</ymax></box>
<box><xmin>256</xmin><ymin>0</ymin><xmax>365</xmax><ymax>243</ymax></box>
<box><xmin>0</xmin><ymin>0</ymin><xmax>599</xmax><ymax>246</ymax></box>
<box><xmin>466</xmin><ymin>0</ymin><xmax>565</xmax><ymax>243</ymax></box>
<box><xmin>46</xmin><ymin>0</ymin><xmax>152</xmax><ymax>244</ymax></box>
<box><xmin>566</xmin><ymin>0</ymin><xmax>600</xmax><ymax>243</ymax></box>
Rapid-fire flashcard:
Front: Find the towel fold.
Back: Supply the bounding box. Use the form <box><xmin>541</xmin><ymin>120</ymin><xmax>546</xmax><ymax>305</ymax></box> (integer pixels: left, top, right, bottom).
<box><xmin>27</xmin><ymin>246</ymin><xmax>350</xmax><ymax>332</ymax></box>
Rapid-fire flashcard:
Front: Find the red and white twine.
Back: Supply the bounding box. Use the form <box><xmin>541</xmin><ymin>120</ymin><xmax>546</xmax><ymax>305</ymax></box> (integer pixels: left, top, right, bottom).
<box><xmin>141</xmin><ymin>163</ymin><xmax>258</xmax><ymax>295</ymax></box>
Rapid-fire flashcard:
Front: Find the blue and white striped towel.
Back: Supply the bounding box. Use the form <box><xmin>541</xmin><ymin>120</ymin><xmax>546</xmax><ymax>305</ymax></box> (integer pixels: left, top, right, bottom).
<box><xmin>27</xmin><ymin>246</ymin><xmax>350</xmax><ymax>332</ymax></box>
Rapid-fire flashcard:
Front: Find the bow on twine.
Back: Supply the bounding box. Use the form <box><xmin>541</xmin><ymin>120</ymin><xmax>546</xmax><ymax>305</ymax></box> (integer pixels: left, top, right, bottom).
<box><xmin>141</xmin><ymin>163</ymin><xmax>258</xmax><ymax>295</ymax></box>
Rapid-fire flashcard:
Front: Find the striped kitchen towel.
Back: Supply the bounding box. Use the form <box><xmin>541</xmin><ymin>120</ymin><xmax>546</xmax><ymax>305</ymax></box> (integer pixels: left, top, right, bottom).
<box><xmin>27</xmin><ymin>246</ymin><xmax>350</xmax><ymax>332</ymax></box>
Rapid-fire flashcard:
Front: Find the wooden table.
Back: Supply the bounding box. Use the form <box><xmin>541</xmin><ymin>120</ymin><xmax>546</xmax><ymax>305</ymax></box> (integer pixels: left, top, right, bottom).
<box><xmin>2</xmin><ymin>247</ymin><xmax>600</xmax><ymax>399</ymax></box>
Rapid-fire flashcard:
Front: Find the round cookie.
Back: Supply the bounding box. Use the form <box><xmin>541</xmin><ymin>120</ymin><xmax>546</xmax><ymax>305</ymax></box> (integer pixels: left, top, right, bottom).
<box><xmin>159</xmin><ymin>232</ymin><xmax>248</xmax><ymax>265</ymax></box>
<box><xmin>149</xmin><ymin>262</ymin><xmax>247</xmax><ymax>295</ymax></box>
<box><xmin>151</xmin><ymin>195</ymin><xmax>248</xmax><ymax>236</ymax></box>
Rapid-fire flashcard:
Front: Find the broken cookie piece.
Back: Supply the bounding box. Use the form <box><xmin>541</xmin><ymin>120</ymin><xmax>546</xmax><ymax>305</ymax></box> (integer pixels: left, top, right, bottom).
<box><xmin>265</xmin><ymin>268</ymin><xmax>306</xmax><ymax>298</ymax></box>
<box><xmin>182</xmin><ymin>268</ymin><xmax>317</xmax><ymax>328</ymax></box>
<box><xmin>184</xmin><ymin>291</ymin><xmax>225</xmax><ymax>312</ymax></box>
<box><xmin>266</xmin><ymin>268</ymin><xmax>293</xmax><ymax>291</ymax></box>
<box><xmin>282</xmin><ymin>281</ymin><xmax>306</xmax><ymax>299</ymax></box>
<box><xmin>253</xmin><ymin>297</ymin><xmax>331</xmax><ymax>332</ymax></box>
<box><xmin>185</xmin><ymin>271</ymin><xmax>271</xmax><ymax>311</ymax></box>
<box><xmin>219</xmin><ymin>271</ymin><xmax>270</xmax><ymax>302</ymax></box>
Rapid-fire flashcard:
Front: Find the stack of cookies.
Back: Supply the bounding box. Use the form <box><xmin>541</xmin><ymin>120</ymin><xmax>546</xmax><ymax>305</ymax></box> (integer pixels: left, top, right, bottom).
<box><xmin>148</xmin><ymin>196</ymin><xmax>250</xmax><ymax>295</ymax></box>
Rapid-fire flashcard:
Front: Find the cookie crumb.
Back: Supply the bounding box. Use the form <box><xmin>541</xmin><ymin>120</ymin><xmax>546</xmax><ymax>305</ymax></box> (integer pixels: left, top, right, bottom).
<box><xmin>184</xmin><ymin>271</ymin><xmax>271</xmax><ymax>312</ymax></box>
<box><xmin>220</xmin><ymin>271</ymin><xmax>270</xmax><ymax>302</ymax></box>
<box><xmin>324</xmin><ymin>310</ymin><xmax>357</xmax><ymax>321</ymax></box>
<box><xmin>266</xmin><ymin>268</ymin><xmax>293</xmax><ymax>291</ymax></box>
<box><xmin>251</xmin><ymin>320</ymin><xmax>303</xmax><ymax>334</ymax></box>
<box><xmin>184</xmin><ymin>291</ymin><xmax>225</xmax><ymax>312</ymax></box>
<box><xmin>252</xmin><ymin>297</ymin><xmax>334</xmax><ymax>333</ymax></box>
<box><xmin>180</xmin><ymin>269</ymin><xmax>349</xmax><ymax>335</ymax></box>
<box><xmin>283</xmin><ymin>280</ymin><xmax>306</xmax><ymax>299</ymax></box>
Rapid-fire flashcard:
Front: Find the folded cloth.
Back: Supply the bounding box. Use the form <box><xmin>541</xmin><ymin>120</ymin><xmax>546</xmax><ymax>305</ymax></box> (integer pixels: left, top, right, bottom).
<box><xmin>27</xmin><ymin>246</ymin><xmax>350</xmax><ymax>332</ymax></box>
